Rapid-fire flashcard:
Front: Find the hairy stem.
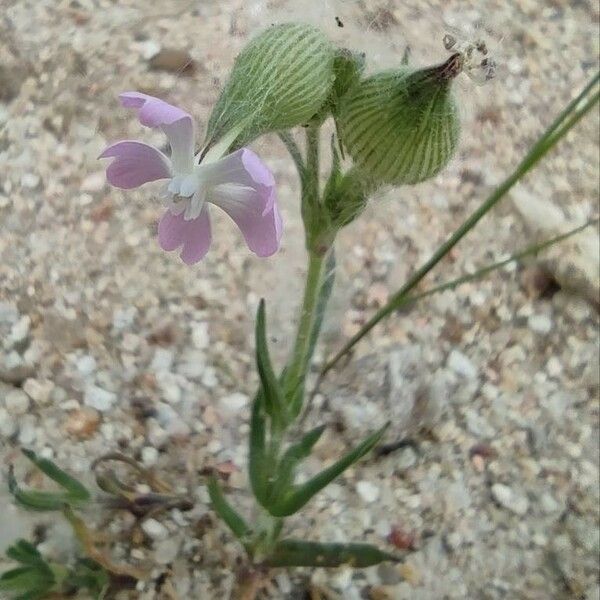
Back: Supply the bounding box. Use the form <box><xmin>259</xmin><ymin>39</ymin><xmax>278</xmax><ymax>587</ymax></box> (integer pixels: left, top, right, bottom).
<box><xmin>284</xmin><ymin>250</ymin><xmax>327</xmax><ymax>412</ymax></box>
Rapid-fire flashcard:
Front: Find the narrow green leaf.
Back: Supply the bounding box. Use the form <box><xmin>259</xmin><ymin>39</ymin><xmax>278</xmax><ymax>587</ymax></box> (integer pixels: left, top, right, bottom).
<box><xmin>265</xmin><ymin>539</ymin><xmax>400</xmax><ymax>567</ymax></box>
<box><xmin>255</xmin><ymin>300</ymin><xmax>284</xmax><ymax>423</ymax></box>
<box><xmin>8</xmin><ymin>467</ymin><xmax>74</xmax><ymax>511</ymax></box>
<box><xmin>268</xmin><ymin>423</ymin><xmax>388</xmax><ymax>517</ymax></box>
<box><xmin>248</xmin><ymin>389</ymin><xmax>269</xmax><ymax>506</ymax></box>
<box><xmin>207</xmin><ymin>476</ymin><xmax>252</xmax><ymax>543</ymax></box>
<box><xmin>5</xmin><ymin>541</ymin><xmax>43</xmax><ymax>567</ymax></box>
<box><xmin>8</xmin><ymin>453</ymin><xmax>89</xmax><ymax>523</ymax></box>
<box><xmin>21</xmin><ymin>449</ymin><xmax>90</xmax><ymax>502</ymax></box>
<box><xmin>0</xmin><ymin>566</ymin><xmax>54</xmax><ymax>593</ymax></box>
<box><xmin>387</xmin><ymin>219</ymin><xmax>598</xmax><ymax>314</ymax></box>
<box><xmin>268</xmin><ymin>424</ymin><xmax>327</xmax><ymax>504</ymax></box>
<box><xmin>66</xmin><ymin>559</ymin><xmax>109</xmax><ymax>596</ymax></box>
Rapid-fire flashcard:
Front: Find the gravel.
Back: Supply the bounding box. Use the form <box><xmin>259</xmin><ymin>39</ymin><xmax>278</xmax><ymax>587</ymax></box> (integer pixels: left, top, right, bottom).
<box><xmin>0</xmin><ymin>0</ymin><xmax>598</xmax><ymax>598</ymax></box>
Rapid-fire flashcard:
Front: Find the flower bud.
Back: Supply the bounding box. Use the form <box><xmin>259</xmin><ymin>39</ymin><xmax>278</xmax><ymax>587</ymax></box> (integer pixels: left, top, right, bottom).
<box><xmin>207</xmin><ymin>23</ymin><xmax>335</xmax><ymax>147</ymax></box>
<box><xmin>337</xmin><ymin>54</ymin><xmax>462</xmax><ymax>186</ymax></box>
<box><xmin>324</xmin><ymin>166</ymin><xmax>373</xmax><ymax>229</ymax></box>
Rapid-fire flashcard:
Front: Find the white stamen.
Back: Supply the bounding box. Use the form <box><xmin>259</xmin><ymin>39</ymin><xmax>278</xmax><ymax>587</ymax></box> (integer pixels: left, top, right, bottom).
<box><xmin>179</xmin><ymin>174</ymin><xmax>199</xmax><ymax>197</ymax></box>
<box><xmin>184</xmin><ymin>190</ymin><xmax>206</xmax><ymax>221</ymax></box>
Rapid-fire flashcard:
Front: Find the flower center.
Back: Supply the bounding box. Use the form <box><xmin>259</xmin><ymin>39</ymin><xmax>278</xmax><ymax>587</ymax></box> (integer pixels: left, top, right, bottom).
<box><xmin>165</xmin><ymin>172</ymin><xmax>205</xmax><ymax>220</ymax></box>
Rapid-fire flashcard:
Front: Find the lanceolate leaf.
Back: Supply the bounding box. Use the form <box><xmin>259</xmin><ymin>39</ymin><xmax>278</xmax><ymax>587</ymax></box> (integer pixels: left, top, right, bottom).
<box><xmin>255</xmin><ymin>300</ymin><xmax>284</xmax><ymax>424</ymax></box>
<box><xmin>9</xmin><ymin>471</ymin><xmax>77</xmax><ymax>512</ymax></box>
<box><xmin>21</xmin><ymin>449</ymin><xmax>90</xmax><ymax>502</ymax></box>
<box><xmin>265</xmin><ymin>539</ymin><xmax>400</xmax><ymax>568</ymax></box>
<box><xmin>268</xmin><ymin>424</ymin><xmax>327</xmax><ymax>504</ymax></box>
<box><xmin>248</xmin><ymin>390</ymin><xmax>269</xmax><ymax>507</ymax></box>
<box><xmin>207</xmin><ymin>476</ymin><xmax>252</xmax><ymax>546</ymax></box>
<box><xmin>0</xmin><ymin>566</ymin><xmax>54</xmax><ymax>595</ymax></box>
<box><xmin>8</xmin><ymin>451</ymin><xmax>90</xmax><ymax>511</ymax></box>
<box><xmin>268</xmin><ymin>423</ymin><xmax>388</xmax><ymax>517</ymax></box>
<box><xmin>5</xmin><ymin>541</ymin><xmax>44</xmax><ymax>567</ymax></box>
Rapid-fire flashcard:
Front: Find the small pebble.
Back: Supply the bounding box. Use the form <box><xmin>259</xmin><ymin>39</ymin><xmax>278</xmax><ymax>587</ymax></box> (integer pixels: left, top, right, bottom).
<box><xmin>527</xmin><ymin>314</ymin><xmax>552</xmax><ymax>334</ymax></box>
<box><xmin>447</xmin><ymin>350</ymin><xmax>478</xmax><ymax>379</ymax></box>
<box><xmin>142</xmin><ymin>518</ymin><xmax>169</xmax><ymax>541</ymax></box>
<box><xmin>357</xmin><ymin>480</ymin><xmax>380</xmax><ymax>503</ymax></box>
<box><xmin>141</xmin><ymin>446</ymin><xmax>159</xmax><ymax>466</ymax></box>
<box><xmin>0</xmin><ymin>408</ymin><xmax>17</xmax><ymax>437</ymax></box>
<box><xmin>84</xmin><ymin>385</ymin><xmax>117</xmax><ymax>412</ymax></box>
<box><xmin>491</xmin><ymin>483</ymin><xmax>529</xmax><ymax>516</ymax></box>
<box><xmin>65</xmin><ymin>408</ymin><xmax>101</xmax><ymax>438</ymax></box>
<box><xmin>23</xmin><ymin>378</ymin><xmax>54</xmax><ymax>405</ymax></box>
<box><xmin>5</xmin><ymin>389</ymin><xmax>30</xmax><ymax>415</ymax></box>
<box><xmin>20</xmin><ymin>173</ymin><xmax>40</xmax><ymax>189</ymax></box>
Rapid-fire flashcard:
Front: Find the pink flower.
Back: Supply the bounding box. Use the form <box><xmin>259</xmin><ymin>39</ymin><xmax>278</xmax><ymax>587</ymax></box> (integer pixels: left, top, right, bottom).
<box><xmin>99</xmin><ymin>92</ymin><xmax>282</xmax><ymax>264</ymax></box>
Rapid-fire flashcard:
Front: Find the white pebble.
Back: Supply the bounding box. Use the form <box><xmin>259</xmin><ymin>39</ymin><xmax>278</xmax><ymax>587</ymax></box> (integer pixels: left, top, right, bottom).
<box><xmin>447</xmin><ymin>350</ymin><xmax>478</xmax><ymax>379</ymax></box>
<box><xmin>0</xmin><ymin>407</ymin><xmax>17</xmax><ymax>437</ymax></box>
<box><xmin>141</xmin><ymin>446</ymin><xmax>159</xmax><ymax>466</ymax></box>
<box><xmin>546</xmin><ymin>356</ymin><xmax>563</xmax><ymax>377</ymax></box>
<box><xmin>219</xmin><ymin>392</ymin><xmax>249</xmax><ymax>415</ymax></box>
<box><xmin>84</xmin><ymin>385</ymin><xmax>117</xmax><ymax>412</ymax></box>
<box><xmin>8</xmin><ymin>316</ymin><xmax>30</xmax><ymax>347</ymax></box>
<box><xmin>154</xmin><ymin>538</ymin><xmax>180</xmax><ymax>564</ymax></box>
<box><xmin>5</xmin><ymin>389</ymin><xmax>30</xmax><ymax>415</ymax></box>
<box><xmin>23</xmin><ymin>378</ymin><xmax>54</xmax><ymax>405</ymax></box>
<box><xmin>76</xmin><ymin>355</ymin><xmax>97</xmax><ymax>377</ymax></box>
<box><xmin>191</xmin><ymin>322</ymin><xmax>209</xmax><ymax>349</ymax></box>
<box><xmin>356</xmin><ymin>480</ymin><xmax>380</xmax><ymax>503</ymax></box>
<box><xmin>21</xmin><ymin>173</ymin><xmax>40</xmax><ymax>189</ymax></box>
<box><xmin>141</xmin><ymin>518</ymin><xmax>169</xmax><ymax>541</ymax></box>
<box><xmin>528</xmin><ymin>314</ymin><xmax>552</xmax><ymax>334</ymax></box>
<box><xmin>492</xmin><ymin>483</ymin><xmax>529</xmax><ymax>516</ymax></box>
<box><xmin>81</xmin><ymin>171</ymin><xmax>106</xmax><ymax>193</ymax></box>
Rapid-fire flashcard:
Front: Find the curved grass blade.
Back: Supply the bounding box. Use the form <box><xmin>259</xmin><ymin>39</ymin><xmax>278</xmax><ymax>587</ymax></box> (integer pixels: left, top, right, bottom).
<box><xmin>381</xmin><ymin>219</ymin><xmax>597</xmax><ymax>314</ymax></box>
<box><xmin>21</xmin><ymin>449</ymin><xmax>90</xmax><ymax>502</ymax></box>
<box><xmin>255</xmin><ymin>300</ymin><xmax>284</xmax><ymax>425</ymax></box>
<box><xmin>207</xmin><ymin>476</ymin><xmax>252</xmax><ymax>546</ymax></box>
<box><xmin>248</xmin><ymin>389</ymin><xmax>269</xmax><ymax>507</ymax></box>
<box><xmin>268</xmin><ymin>423</ymin><xmax>388</xmax><ymax>517</ymax></box>
<box><xmin>268</xmin><ymin>424</ymin><xmax>326</xmax><ymax>504</ymax></box>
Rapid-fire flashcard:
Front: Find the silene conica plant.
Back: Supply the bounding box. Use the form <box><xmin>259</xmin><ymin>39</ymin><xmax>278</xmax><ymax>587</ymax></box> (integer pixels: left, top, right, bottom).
<box><xmin>4</xmin><ymin>20</ymin><xmax>598</xmax><ymax>599</ymax></box>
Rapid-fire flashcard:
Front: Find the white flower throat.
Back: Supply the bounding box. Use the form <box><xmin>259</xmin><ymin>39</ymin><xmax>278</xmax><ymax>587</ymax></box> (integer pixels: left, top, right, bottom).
<box><xmin>163</xmin><ymin>123</ymin><xmax>250</xmax><ymax>222</ymax></box>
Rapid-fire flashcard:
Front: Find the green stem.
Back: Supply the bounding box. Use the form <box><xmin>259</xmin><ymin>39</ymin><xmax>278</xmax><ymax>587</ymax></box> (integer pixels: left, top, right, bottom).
<box><xmin>278</xmin><ymin>131</ymin><xmax>305</xmax><ymax>180</ymax></box>
<box><xmin>377</xmin><ymin>218</ymin><xmax>597</xmax><ymax>318</ymax></box>
<box><xmin>284</xmin><ymin>251</ymin><xmax>326</xmax><ymax>409</ymax></box>
<box><xmin>321</xmin><ymin>72</ymin><xmax>600</xmax><ymax>375</ymax></box>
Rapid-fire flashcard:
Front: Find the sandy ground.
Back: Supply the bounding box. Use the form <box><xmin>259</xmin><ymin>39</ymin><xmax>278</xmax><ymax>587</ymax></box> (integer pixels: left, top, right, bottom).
<box><xmin>1</xmin><ymin>0</ymin><xmax>599</xmax><ymax>598</ymax></box>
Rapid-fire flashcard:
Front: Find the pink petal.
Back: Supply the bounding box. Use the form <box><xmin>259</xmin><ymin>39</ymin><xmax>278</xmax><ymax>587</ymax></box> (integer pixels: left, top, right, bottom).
<box><xmin>202</xmin><ymin>149</ymin><xmax>275</xmax><ymax>197</ymax></box>
<box><xmin>99</xmin><ymin>141</ymin><xmax>171</xmax><ymax>189</ymax></box>
<box><xmin>119</xmin><ymin>92</ymin><xmax>194</xmax><ymax>173</ymax></box>
<box><xmin>158</xmin><ymin>206</ymin><xmax>212</xmax><ymax>265</ymax></box>
<box><xmin>210</xmin><ymin>184</ymin><xmax>283</xmax><ymax>257</ymax></box>
<box><xmin>203</xmin><ymin>148</ymin><xmax>281</xmax><ymax>257</ymax></box>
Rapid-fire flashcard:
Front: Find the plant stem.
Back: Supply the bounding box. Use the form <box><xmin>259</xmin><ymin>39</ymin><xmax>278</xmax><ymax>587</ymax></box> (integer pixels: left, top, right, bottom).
<box><xmin>278</xmin><ymin>131</ymin><xmax>305</xmax><ymax>180</ymax></box>
<box><xmin>284</xmin><ymin>250</ymin><xmax>326</xmax><ymax>409</ymax></box>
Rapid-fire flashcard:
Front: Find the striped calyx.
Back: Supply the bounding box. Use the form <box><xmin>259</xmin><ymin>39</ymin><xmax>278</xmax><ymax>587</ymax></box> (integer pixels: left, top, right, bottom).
<box><xmin>206</xmin><ymin>23</ymin><xmax>335</xmax><ymax>147</ymax></box>
<box><xmin>337</xmin><ymin>54</ymin><xmax>462</xmax><ymax>186</ymax></box>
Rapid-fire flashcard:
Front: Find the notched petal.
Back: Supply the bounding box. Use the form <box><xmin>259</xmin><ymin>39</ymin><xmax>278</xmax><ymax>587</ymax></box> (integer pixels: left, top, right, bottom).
<box><xmin>158</xmin><ymin>207</ymin><xmax>212</xmax><ymax>264</ymax></box>
<box><xmin>118</xmin><ymin>92</ymin><xmax>195</xmax><ymax>173</ymax></box>
<box><xmin>99</xmin><ymin>140</ymin><xmax>171</xmax><ymax>189</ymax></box>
